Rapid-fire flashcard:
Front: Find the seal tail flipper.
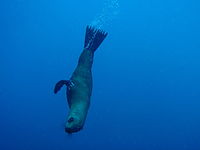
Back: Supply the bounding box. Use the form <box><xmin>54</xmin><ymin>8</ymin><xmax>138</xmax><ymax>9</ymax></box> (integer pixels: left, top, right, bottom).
<box><xmin>54</xmin><ymin>80</ymin><xmax>70</xmax><ymax>94</ymax></box>
<box><xmin>84</xmin><ymin>25</ymin><xmax>108</xmax><ymax>52</ymax></box>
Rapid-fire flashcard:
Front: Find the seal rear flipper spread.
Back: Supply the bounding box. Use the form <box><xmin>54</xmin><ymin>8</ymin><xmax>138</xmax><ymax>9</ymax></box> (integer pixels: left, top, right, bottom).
<box><xmin>54</xmin><ymin>80</ymin><xmax>70</xmax><ymax>94</ymax></box>
<box><xmin>84</xmin><ymin>25</ymin><xmax>108</xmax><ymax>52</ymax></box>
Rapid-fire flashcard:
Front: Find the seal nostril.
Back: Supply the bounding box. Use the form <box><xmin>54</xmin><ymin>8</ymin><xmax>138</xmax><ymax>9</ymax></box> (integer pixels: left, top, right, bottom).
<box><xmin>68</xmin><ymin>117</ymin><xmax>74</xmax><ymax>123</ymax></box>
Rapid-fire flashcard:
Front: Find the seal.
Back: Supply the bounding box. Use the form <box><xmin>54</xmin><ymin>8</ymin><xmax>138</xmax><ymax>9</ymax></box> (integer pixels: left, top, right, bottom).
<box><xmin>54</xmin><ymin>26</ymin><xmax>108</xmax><ymax>133</ymax></box>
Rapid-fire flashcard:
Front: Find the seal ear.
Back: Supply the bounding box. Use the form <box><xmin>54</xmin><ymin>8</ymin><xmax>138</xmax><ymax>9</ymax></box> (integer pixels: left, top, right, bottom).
<box><xmin>54</xmin><ymin>80</ymin><xmax>70</xmax><ymax>94</ymax></box>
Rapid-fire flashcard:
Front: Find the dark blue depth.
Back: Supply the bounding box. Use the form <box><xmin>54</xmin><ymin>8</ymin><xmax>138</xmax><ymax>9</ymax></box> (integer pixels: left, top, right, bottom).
<box><xmin>0</xmin><ymin>0</ymin><xmax>200</xmax><ymax>150</ymax></box>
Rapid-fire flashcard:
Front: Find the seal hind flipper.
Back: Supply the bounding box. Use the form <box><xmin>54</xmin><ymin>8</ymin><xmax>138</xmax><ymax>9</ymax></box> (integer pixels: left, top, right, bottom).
<box><xmin>54</xmin><ymin>80</ymin><xmax>70</xmax><ymax>94</ymax></box>
<box><xmin>84</xmin><ymin>26</ymin><xmax>108</xmax><ymax>52</ymax></box>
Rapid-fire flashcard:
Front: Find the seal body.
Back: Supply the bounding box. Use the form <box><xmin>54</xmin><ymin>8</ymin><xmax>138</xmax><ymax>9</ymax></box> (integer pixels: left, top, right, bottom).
<box><xmin>54</xmin><ymin>26</ymin><xmax>108</xmax><ymax>133</ymax></box>
<box><xmin>65</xmin><ymin>49</ymin><xmax>94</xmax><ymax>133</ymax></box>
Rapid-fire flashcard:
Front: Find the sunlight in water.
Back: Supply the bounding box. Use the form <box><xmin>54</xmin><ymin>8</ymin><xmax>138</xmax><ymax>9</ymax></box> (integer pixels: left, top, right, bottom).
<box><xmin>90</xmin><ymin>0</ymin><xmax>120</xmax><ymax>29</ymax></box>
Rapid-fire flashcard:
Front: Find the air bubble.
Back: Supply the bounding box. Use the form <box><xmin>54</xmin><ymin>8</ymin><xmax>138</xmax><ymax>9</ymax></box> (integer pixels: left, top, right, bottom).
<box><xmin>90</xmin><ymin>0</ymin><xmax>120</xmax><ymax>29</ymax></box>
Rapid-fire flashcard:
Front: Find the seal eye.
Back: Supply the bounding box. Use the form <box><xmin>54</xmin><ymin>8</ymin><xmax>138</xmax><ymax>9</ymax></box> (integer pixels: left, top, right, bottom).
<box><xmin>68</xmin><ymin>117</ymin><xmax>74</xmax><ymax>123</ymax></box>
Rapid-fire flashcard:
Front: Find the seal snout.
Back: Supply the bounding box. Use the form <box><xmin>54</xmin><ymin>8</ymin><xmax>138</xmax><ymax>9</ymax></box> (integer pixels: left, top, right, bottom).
<box><xmin>65</xmin><ymin>127</ymin><xmax>73</xmax><ymax>134</ymax></box>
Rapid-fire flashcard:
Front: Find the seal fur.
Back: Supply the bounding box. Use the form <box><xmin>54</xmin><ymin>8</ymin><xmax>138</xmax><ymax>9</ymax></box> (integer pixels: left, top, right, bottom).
<box><xmin>54</xmin><ymin>26</ymin><xmax>108</xmax><ymax>133</ymax></box>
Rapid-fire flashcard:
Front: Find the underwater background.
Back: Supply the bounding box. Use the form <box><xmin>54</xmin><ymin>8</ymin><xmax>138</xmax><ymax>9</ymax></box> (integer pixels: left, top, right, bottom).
<box><xmin>1</xmin><ymin>0</ymin><xmax>200</xmax><ymax>149</ymax></box>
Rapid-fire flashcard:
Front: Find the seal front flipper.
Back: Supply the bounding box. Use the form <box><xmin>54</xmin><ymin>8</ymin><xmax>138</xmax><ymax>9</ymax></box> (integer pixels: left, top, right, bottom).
<box><xmin>54</xmin><ymin>80</ymin><xmax>70</xmax><ymax>94</ymax></box>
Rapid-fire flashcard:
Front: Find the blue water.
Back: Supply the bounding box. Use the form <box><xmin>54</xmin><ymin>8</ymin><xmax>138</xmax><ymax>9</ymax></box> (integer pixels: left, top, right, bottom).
<box><xmin>1</xmin><ymin>0</ymin><xmax>200</xmax><ymax>149</ymax></box>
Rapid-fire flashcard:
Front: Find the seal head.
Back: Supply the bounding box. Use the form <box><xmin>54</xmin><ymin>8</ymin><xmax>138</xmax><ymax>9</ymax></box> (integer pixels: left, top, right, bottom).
<box><xmin>65</xmin><ymin>116</ymin><xmax>83</xmax><ymax>133</ymax></box>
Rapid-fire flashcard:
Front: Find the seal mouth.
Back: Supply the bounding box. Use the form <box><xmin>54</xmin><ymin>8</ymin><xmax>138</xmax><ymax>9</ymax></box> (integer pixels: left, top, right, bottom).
<box><xmin>65</xmin><ymin>126</ymin><xmax>82</xmax><ymax>134</ymax></box>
